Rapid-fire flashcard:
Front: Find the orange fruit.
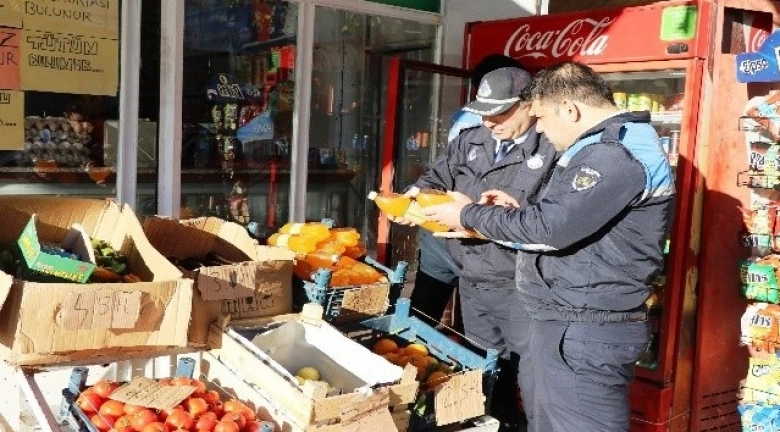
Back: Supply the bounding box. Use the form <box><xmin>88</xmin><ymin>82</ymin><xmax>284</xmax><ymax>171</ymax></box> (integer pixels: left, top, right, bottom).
<box><xmin>425</xmin><ymin>371</ymin><xmax>450</xmax><ymax>388</ymax></box>
<box><xmin>405</xmin><ymin>343</ymin><xmax>428</xmax><ymax>357</ymax></box>
<box><xmin>373</xmin><ymin>338</ymin><xmax>399</xmax><ymax>355</ymax></box>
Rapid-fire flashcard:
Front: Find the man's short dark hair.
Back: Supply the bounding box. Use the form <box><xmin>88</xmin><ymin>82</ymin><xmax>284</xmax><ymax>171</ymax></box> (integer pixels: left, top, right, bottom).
<box><xmin>472</xmin><ymin>54</ymin><xmax>523</xmax><ymax>85</ymax></box>
<box><xmin>529</xmin><ymin>61</ymin><xmax>616</xmax><ymax>108</ymax></box>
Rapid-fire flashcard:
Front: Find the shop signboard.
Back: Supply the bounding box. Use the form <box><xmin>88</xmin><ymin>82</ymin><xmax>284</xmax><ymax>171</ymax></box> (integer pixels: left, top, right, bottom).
<box><xmin>22</xmin><ymin>0</ymin><xmax>119</xmax><ymax>40</ymax></box>
<box><xmin>466</xmin><ymin>1</ymin><xmax>712</xmax><ymax>70</ymax></box>
<box><xmin>0</xmin><ymin>0</ymin><xmax>23</xmax><ymax>29</ymax></box>
<box><xmin>737</xmin><ymin>29</ymin><xmax>780</xmax><ymax>83</ymax></box>
<box><xmin>0</xmin><ymin>27</ymin><xmax>20</xmax><ymax>90</ymax></box>
<box><xmin>20</xmin><ymin>29</ymin><xmax>119</xmax><ymax>96</ymax></box>
<box><xmin>0</xmin><ymin>90</ymin><xmax>23</xmax><ymax>150</ymax></box>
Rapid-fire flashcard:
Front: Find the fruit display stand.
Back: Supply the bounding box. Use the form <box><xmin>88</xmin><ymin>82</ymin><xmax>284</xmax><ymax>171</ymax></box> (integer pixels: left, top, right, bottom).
<box><xmin>339</xmin><ymin>298</ymin><xmax>500</xmax><ymax>430</ymax></box>
<box><xmin>208</xmin><ymin>304</ymin><xmax>418</xmax><ymax>431</ymax></box>
<box><xmin>294</xmin><ymin>257</ymin><xmax>408</xmax><ymax>322</ymax></box>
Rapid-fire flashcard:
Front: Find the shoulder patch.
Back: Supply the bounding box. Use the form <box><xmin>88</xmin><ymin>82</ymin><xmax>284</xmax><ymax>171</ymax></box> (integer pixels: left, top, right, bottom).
<box><xmin>572</xmin><ymin>167</ymin><xmax>602</xmax><ymax>191</ymax></box>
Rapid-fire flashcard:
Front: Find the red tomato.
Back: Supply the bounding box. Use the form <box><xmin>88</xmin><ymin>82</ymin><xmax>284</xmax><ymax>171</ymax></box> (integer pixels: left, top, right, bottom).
<box><xmin>213</xmin><ymin>421</ymin><xmax>240</xmax><ymax>432</ymax></box>
<box><xmin>90</xmin><ymin>413</ymin><xmax>117</xmax><ymax>432</ymax></box>
<box><xmin>201</xmin><ymin>391</ymin><xmax>221</xmax><ymax>406</ymax></box>
<box><xmin>236</xmin><ymin>407</ymin><xmax>255</xmax><ymax>422</ymax></box>
<box><xmin>131</xmin><ymin>409</ymin><xmax>159</xmax><ymax>432</ymax></box>
<box><xmin>123</xmin><ymin>404</ymin><xmax>146</xmax><ymax>416</ymax></box>
<box><xmin>112</xmin><ymin>415</ymin><xmax>135</xmax><ymax>432</ymax></box>
<box><xmin>221</xmin><ymin>400</ymin><xmax>244</xmax><ymax>415</ymax></box>
<box><xmin>165</xmin><ymin>410</ymin><xmax>195</xmax><ymax>431</ymax></box>
<box><xmin>157</xmin><ymin>406</ymin><xmax>184</xmax><ymax>421</ymax></box>
<box><xmin>243</xmin><ymin>421</ymin><xmax>265</xmax><ymax>432</ymax></box>
<box><xmin>76</xmin><ymin>393</ymin><xmax>105</xmax><ymax>414</ymax></box>
<box><xmin>92</xmin><ymin>380</ymin><xmax>120</xmax><ymax>398</ymax></box>
<box><xmin>191</xmin><ymin>380</ymin><xmax>207</xmax><ymax>394</ymax></box>
<box><xmin>184</xmin><ymin>397</ymin><xmax>210</xmax><ymax>419</ymax></box>
<box><xmin>141</xmin><ymin>422</ymin><xmax>170</xmax><ymax>432</ymax></box>
<box><xmin>99</xmin><ymin>400</ymin><xmax>126</xmax><ymax>418</ymax></box>
<box><xmin>170</xmin><ymin>376</ymin><xmax>193</xmax><ymax>387</ymax></box>
<box><xmin>194</xmin><ymin>412</ymin><xmax>218</xmax><ymax>432</ymax></box>
<box><xmin>220</xmin><ymin>413</ymin><xmax>246</xmax><ymax>431</ymax></box>
<box><xmin>209</xmin><ymin>402</ymin><xmax>224</xmax><ymax>419</ymax></box>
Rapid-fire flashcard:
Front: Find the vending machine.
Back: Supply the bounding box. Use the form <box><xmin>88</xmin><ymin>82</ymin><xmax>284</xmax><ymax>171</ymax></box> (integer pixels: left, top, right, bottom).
<box><xmin>460</xmin><ymin>1</ymin><xmax>773</xmax><ymax>431</ymax></box>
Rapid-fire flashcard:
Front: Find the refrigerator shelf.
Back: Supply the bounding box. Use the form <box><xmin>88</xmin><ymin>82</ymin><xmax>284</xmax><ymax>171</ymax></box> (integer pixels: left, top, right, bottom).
<box><xmin>738</xmin><ymin>170</ymin><xmax>780</xmax><ymax>189</ymax></box>
<box><xmin>650</xmin><ymin>111</ymin><xmax>683</xmax><ymax>124</ymax></box>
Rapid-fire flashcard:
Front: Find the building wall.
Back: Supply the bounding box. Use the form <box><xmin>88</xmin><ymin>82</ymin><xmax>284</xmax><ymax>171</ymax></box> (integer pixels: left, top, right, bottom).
<box><xmin>440</xmin><ymin>0</ymin><xmax>539</xmax><ymax>68</ymax></box>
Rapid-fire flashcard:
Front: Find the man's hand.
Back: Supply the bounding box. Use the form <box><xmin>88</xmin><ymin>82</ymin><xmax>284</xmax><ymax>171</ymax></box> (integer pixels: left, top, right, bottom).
<box><xmin>420</xmin><ymin>191</ymin><xmax>473</xmax><ymax>231</ymax></box>
<box><xmin>479</xmin><ymin>189</ymin><xmax>520</xmax><ymax>207</ymax></box>
<box><xmin>389</xmin><ymin>186</ymin><xmax>421</xmax><ymax>226</ymax></box>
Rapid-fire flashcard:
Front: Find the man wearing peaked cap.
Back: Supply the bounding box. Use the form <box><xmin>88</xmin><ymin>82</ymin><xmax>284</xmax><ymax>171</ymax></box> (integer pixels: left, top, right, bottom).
<box><xmin>391</xmin><ymin>65</ymin><xmax>557</xmax><ymax>432</ymax></box>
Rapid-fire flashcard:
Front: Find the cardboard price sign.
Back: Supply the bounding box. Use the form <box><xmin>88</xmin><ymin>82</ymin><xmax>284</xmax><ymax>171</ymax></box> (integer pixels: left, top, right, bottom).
<box><xmin>0</xmin><ymin>1</ymin><xmax>23</xmax><ymax>29</ymax></box>
<box><xmin>57</xmin><ymin>290</ymin><xmax>142</xmax><ymax>330</ymax></box>
<box><xmin>198</xmin><ymin>262</ymin><xmax>258</xmax><ymax>301</ymax></box>
<box><xmin>0</xmin><ymin>90</ymin><xmax>22</xmax><ymax>149</ymax></box>
<box><xmin>341</xmin><ymin>285</ymin><xmax>390</xmax><ymax>316</ymax></box>
<box><xmin>434</xmin><ymin>369</ymin><xmax>485</xmax><ymax>425</ymax></box>
<box><xmin>0</xmin><ymin>27</ymin><xmax>20</xmax><ymax>90</ymax></box>
<box><xmin>110</xmin><ymin>377</ymin><xmax>195</xmax><ymax>410</ymax></box>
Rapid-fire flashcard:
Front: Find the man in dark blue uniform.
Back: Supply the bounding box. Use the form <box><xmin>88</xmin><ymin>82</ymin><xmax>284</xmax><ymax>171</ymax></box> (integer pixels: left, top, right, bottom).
<box><xmin>422</xmin><ymin>61</ymin><xmax>674</xmax><ymax>432</ymax></box>
<box><xmin>393</xmin><ymin>67</ymin><xmax>557</xmax><ymax>431</ymax></box>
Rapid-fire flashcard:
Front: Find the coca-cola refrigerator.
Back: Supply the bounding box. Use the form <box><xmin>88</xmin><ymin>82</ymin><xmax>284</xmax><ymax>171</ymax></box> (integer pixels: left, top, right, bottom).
<box><xmin>460</xmin><ymin>1</ymin><xmax>773</xmax><ymax>431</ymax></box>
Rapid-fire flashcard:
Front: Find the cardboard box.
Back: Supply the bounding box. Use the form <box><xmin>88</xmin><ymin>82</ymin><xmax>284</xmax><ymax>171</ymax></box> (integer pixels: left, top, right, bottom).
<box><xmin>143</xmin><ymin>216</ymin><xmax>295</xmax><ymax>347</ymax></box>
<box><xmin>208</xmin><ymin>305</ymin><xmax>419</xmax><ymax>430</ymax></box>
<box><xmin>17</xmin><ymin>214</ymin><xmax>96</xmax><ymax>283</ymax></box>
<box><xmin>0</xmin><ymin>197</ymin><xmax>194</xmax><ymax>366</ymax></box>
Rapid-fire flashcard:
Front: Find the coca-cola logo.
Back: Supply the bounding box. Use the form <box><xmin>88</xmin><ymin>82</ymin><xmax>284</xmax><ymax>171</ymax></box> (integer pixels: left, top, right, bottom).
<box><xmin>504</xmin><ymin>17</ymin><xmax>614</xmax><ymax>60</ymax></box>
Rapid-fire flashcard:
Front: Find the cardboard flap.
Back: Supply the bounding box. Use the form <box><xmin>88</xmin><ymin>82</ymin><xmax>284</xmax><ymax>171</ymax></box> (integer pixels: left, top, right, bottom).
<box><xmin>0</xmin><ymin>271</ymin><xmax>12</xmax><ymax>314</ymax></box>
<box><xmin>110</xmin><ymin>377</ymin><xmax>195</xmax><ymax>410</ymax></box>
<box><xmin>62</xmin><ymin>223</ymin><xmax>97</xmax><ymax>265</ymax></box>
<box><xmin>197</xmin><ymin>262</ymin><xmax>259</xmax><ymax>301</ymax></box>
<box><xmin>433</xmin><ymin>369</ymin><xmax>485</xmax><ymax>425</ymax></box>
<box><xmin>340</xmin><ymin>390</ymin><xmax>397</xmax><ymax>432</ymax></box>
<box><xmin>143</xmin><ymin>216</ymin><xmax>221</xmax><ymax>260</ymax></box>
<box><xmin>0</xmin><ymin>197</ymin><xmax>108</xmax><ymax>241</ymax></box>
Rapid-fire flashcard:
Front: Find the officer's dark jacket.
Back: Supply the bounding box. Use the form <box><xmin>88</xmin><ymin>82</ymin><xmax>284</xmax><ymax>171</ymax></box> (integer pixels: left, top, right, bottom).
<box><xmin>414</xmin><ymin>124</ymin><xmax>557</xmax><ymax>289</ymax></box>
<box><xmin>460</xmin><ymin>112</ymin><xmax>674</xmax><ymax>320</ymax></box>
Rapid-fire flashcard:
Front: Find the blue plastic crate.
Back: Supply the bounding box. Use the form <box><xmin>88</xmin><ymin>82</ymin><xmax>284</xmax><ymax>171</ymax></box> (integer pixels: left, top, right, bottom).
<box><xmin>339</xmin><ymin>298</ymin><xmax>500</xmax><ymax>430</ymax></box>
<box><xmin>293</xmin><ymin>257</ymin><xmax>408</xmax><ymax>322</ymax></box>
<box><xmin>58</xmin><ymin>358</ymin><xmax>197</xmax><ymax>432</ymax></box>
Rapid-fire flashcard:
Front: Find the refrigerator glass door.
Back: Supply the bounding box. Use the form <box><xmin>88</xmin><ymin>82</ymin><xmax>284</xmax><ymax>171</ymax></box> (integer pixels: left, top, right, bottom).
<box><xmin>599</xmin><ymin>68</ymin><xmax>686</xmax><ymax>376</ymax></box>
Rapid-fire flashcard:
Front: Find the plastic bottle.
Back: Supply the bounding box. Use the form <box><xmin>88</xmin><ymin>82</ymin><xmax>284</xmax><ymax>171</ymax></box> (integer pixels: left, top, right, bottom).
<box><xmin>315</xmin><ymin>239</ymin><xmax>347</xmax><ymax>255</ymax></box>
<box><xmin>293</xmin><ymin>258</ymin><xmax>317</xmax><ymax>281</ymax></box>
<box><xmin>329</xmin><ymin>227</ymin><xmax>360</xmax><ymax>247</ymax></box>
<box><xmin>330</xmin><ymin>268</ymin><xmax>357</xmax><ymax>287</ymax></box>
<box><xmin>343</xmin><ymin>241</ymin><xmax>367</xmax><ymax>259</ymax></box>
<box><xmin>304</xmin><ymin>251</ymin><xmax>339</xmax><ymax>268</ymax></box>
<box><xmin>336</xmin><ymin>256</ymin><xmax>382</xmax><ymax>284</ymax></box>
<box><xmin>280</xmin><ymin>222</ymin><xmax>331</xmax><ymax>242</ymax></box>
<box><xmin>267</xmin><ymin>233</ymin><xmax>318</xmax><ymax>254</ymax></box>
<box><xmin>415</xmin><ymin>190</ymin><xmax>454</xmax><ymax>232</ymax></box>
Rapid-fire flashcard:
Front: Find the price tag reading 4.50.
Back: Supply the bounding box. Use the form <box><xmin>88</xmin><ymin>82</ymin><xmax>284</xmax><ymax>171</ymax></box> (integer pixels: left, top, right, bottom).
<box><xmin>58</xmin><ymin>290</ymin><xmax>142</xmax><ymax>330</ymax></box>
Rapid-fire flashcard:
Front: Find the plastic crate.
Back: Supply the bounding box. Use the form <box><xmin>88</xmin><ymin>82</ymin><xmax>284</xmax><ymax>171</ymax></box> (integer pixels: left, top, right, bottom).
<box><xmin>58</xmin><ymin>357</ymin><xmax>197</xmax><ymax>432</ymax></box>
<box><xmin>339</xmin><ymin>298</ymin><xmax>500</xmax><ymax>430</ymax></box>
<box><xmin>293</xmin><ymin>257</ymin><xmax>408</xmax><ymax>322</ymax></box>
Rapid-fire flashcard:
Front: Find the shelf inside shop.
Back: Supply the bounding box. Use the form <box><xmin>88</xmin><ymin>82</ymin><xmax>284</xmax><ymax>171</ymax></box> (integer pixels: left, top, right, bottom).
<box><xmin>240</xmin><ymin>35</ymin><xmax>297</xmax><ymax>53</ymax></box>
<box><xmin>650</xmin><ymin>111</ymin><xmax>683</xmax><ymax>124</ymax></box>
<box><xmin>737</xmin><ymin>170</ymin><xmax>780</xmax><ymax>190</ymax></box>
<box><xmin>740</xmin><ymin>232</ymin><xmax>777</xmax><ymax>249</ymax></box>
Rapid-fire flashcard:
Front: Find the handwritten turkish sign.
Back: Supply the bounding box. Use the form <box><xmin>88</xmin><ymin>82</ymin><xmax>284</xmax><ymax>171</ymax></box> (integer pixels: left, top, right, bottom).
<box><xmin>57</xmin><ymin>290</ymin><xmax>142</xmax><ymax>330</ymax></box>
<box><xmin>197</xmin><ymin>262</ymin><xmax>258</xmax><ymax>301</ymax></box>
<box><xmin>0</xmin><ymin>90</ymin><xmax>23</xmax><ymax>150</ymax></box>
<box><xmin>21</xmin><ymin>29</ymin><xmax>118</xmax><ymax>95</ymax></box>
<box><xmin>0</xmin><ymin>27</ymin><xmax>20</xmax><ymax>90</ymax></box>
<box><xmin>0</xmin><ymin>0</ymin><xmax>23</xmax><ymax>29</ymax></box>
<box><xmin>23</xmin><ymin>0</ymin><xmax>119</xmax><ymax>40</ymax></box>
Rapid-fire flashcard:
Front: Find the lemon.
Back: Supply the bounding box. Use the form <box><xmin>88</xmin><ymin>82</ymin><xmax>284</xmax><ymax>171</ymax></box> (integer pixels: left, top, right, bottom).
<box><xmin>294</xmin><ymin>375</ymin><xmax>306</xmax><ymax>385</ymax></box>
<box><xmin>296</xmin><ymin>366</ymin><xmax>321</xmax><ymax>381</ymax></box>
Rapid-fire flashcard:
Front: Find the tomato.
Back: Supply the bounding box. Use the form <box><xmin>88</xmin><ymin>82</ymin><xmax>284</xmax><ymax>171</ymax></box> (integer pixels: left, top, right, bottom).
<box><xmin>213</xmin><ymin>421</ymin><xmax>240</xmax><ymax>432</ymax></box>
<box><xmin>194</xmin><ymin>412</ymin><xmax>218</xmax><ymax>432</ymax></box>
<box><xmin>170</xmin><ymin>376</ymin><xmax>193</xmax><ymax>387</ymax></box>
<box><xmin>184</xmin><ymin>397</ymin><xmax>210</xmax><ymax>419</ymax></box>
<box><xmin>209</xmin><ymin>402</ymin><xmax>224</xmax><ymax>419</ymax></box>
<box><xmin>92</xmin><ymin>380</ymin><xmax>120</xmax><ymax>398</ymax></box>
<box><xmin>158</xmin><ymin>378</ymin><xmax>172</xmax><ymax>386</ymax></box>
<box><xmin>165</xmin><ymin>410</ymin><xmax>194</xmax><ymax>431</ymax></box>
<box><xmin>123</xmin><ymin>404</ymin><xmax>146</xmax><ymax>416</ymax></box>
<box><xmin>190</xmin><ymin>379</ymin><xmax>207</xmax><ymax>394</ymax></box>
<box><xmin>236</xmin><ymin>407</ymin><xmax>255</xmax><ymax>422</ymax></box>
<box><xmin>76</xmin><ymin>392</ymin><xmax>105</xmax><ymax>414</ymax></box>
<box><xmin>140</xmin><ymin>422</ymin><xmax>170</xmax><ymax>432</ymax></box>
<box><xmin>220</xmin><ymin>413</ymin><xmax>246</xmax><ymax>431</ymax></box>
<box><xmin>100</xmin><ymin>400</ymin><xmax>126</xmax><ymax>418</ymax></box>
<box><xmin>242</xmin><ymin>421</ymin><xmax>266</xmax><ymax>432</ymax></box>
<box><xmin>112</xmin><ymin>415</ymin><xmax>135</xmax><ymax>432</ymax></box>
<box><xmin>157</xmin><ymin>406</ymin><xmax>184</xmax><ymax>421</ymax></box>
<box><xmin>90</xmin><ymin>413</ymin><xmax>117</xmax><ymax>432</ymax></box>
<box><xmin>131</xmin><ymin>409</ymin><xmax>159</xmax><ymax>432</ymax></box>
<box><xmin>201</xmin><ymin>391</ymin><xmax>221</xmax><ymax>406</ymax></box>
<box><xmin>221</xmin><ymin>400</ymin><xmax>244</xmax><ymax>415</ymax></box>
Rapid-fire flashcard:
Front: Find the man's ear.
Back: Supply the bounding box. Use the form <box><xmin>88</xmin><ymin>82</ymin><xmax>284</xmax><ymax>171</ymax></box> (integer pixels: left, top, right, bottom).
<box><xmin>559</xmin><ymin>99</ymin><xmax>581</xmax><ymax>122</ymax></box>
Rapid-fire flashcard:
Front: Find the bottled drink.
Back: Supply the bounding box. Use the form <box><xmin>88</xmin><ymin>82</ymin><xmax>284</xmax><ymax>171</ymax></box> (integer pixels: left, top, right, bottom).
<box><xmin>315</xmin><ymin>239</ymin><xmax>347</xmax><ymax>255</ymax></box>
<box><xmin>280</xmin><ymin>222</ymin><xmax>331</xmax><ymax>242</ymax></box>
<box><xmin>335</xmin><ymin>256</ymin><xmax>382</xmax><ymax>284</ymax></box>
<box><xmin>415</xmin><ymin>189</ymin><xmax>454</xmax><ymax>232</ymax></box>
<box><xmin>267</xmin><ymin>233</ymin><xmax>318</xmax><ymax>254</ymax></box>
<box><xmin>303</xmin><ymin>251</ymin><xmax>339</xmax><ymax>268</ymax></box>
<box><xmin>293</xmin><ymin>258</ymin><xmax>317</xmax><ymax>281</ymax></box>
<box><xmin>367</xmin><ymin>191</ymin><xmax>449</xmax><ymax>233</ymax></box>
<box><xmin>331</xmin><ymin>268</ymin><xmax>357</xmax><ymax>287</ymax></box>
<box><xmin>329</xmin><ymin>227</ymin><xmax>360</xmax><ymax>247</ymax></box>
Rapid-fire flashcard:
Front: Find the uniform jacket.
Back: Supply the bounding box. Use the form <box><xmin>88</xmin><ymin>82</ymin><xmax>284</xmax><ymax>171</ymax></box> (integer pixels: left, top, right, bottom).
<box><xmin>460</xmin><ymin>112</ymin><xmax>674</xmax><ymax>320</ymax></box>
<box><xmin>414</xmin><ymin>124</ymin><xmax>557</xmax><ymax>289</ymax></box>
